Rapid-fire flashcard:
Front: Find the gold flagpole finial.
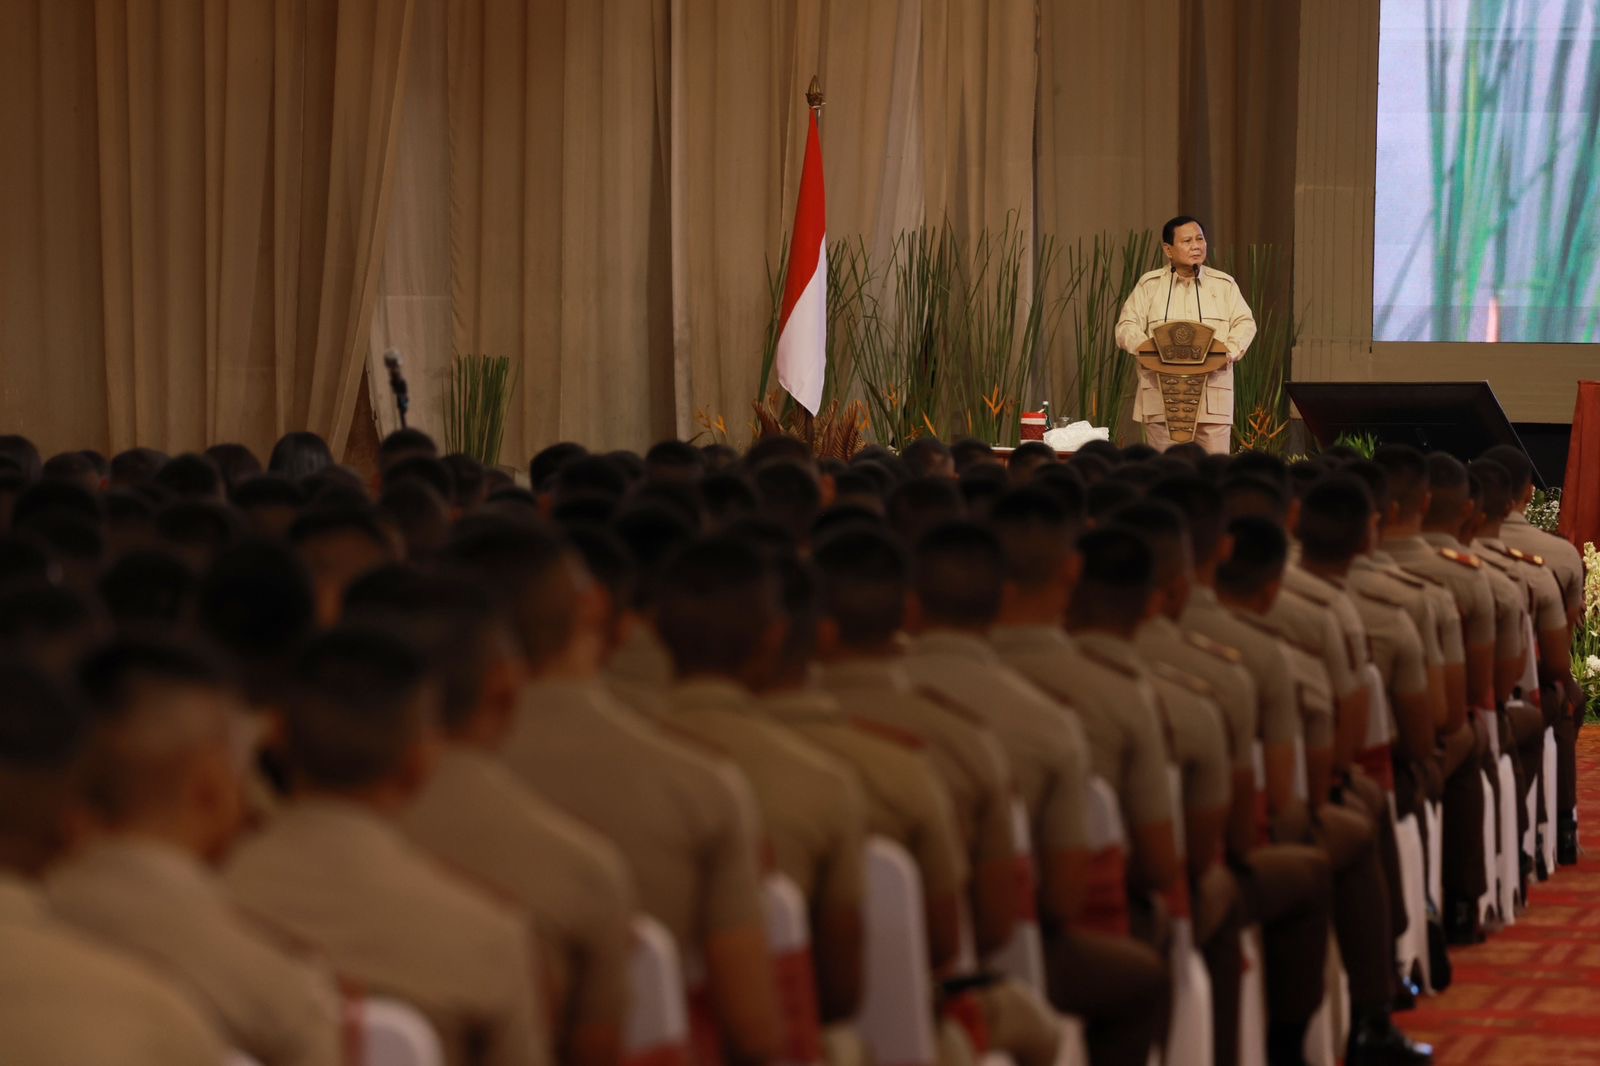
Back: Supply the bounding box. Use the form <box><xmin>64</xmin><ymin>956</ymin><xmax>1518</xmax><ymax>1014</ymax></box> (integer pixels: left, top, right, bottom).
<box><xmin>805</xmin><ymin>76</ymin><xmax>825</xmax><ymax>112</ymax></box>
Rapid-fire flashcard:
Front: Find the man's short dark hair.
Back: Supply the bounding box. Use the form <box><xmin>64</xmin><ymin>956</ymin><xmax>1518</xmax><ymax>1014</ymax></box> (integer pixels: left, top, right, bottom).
<box><xmin>287</xmin><ymin>626</ymin><xmax>435</xmax><ymax>790</ymax></box>
<box><xmin>1220</xmin><ymin>474</ymin><xmax>1289</xmax><ymax>523</ymax></box>
<box><xmin>0</xmin><ymin>436</ymin><xmax>42</xmax><ymax>482</ymax></box>
<box><xmin>378</xmin><ymin>429</ymin><xmax>438</xmax><ymax>471</ymax></box>
<box><xmin>1372</xmin><ymin>444</ymin><xmax>1429</xmax><ymax>519</ymax></box>
<box><xmin>1068</xmin><ymin>527</ymin><xmax>1155</xmax><ymax>631</ymax></box>
<box><xmin>530</xmin><ymin>442</ymin><xmax>588</xmax><ymax>492</ymax></box>
<box><xmin>1149</xmin><ymin>474</ymin><xmax>1226</xmax><ymax>565</ymax></box>
<box><xmin>1085</xmin><ymin>477</ymin><xmax>1141</xmax><ymax>522</ymax></box>
<box><xmin>98</xmin><ymin>550</ymin><xmax>197</xmax><ymax>627</ymax></box>
<box><xmin>233</xmin><ymin>475</ymin><xmax>305</xmax><ymax>511</ymax></box>
<box><xmin>745</xmin><ymin>436</ymin><xmax>813</xmax><ymax>471</ymax></box>
<box><xmin>611</xmin><ymin>505</ymin><xmax>696</xmax><ymax>609</ymax></box>
<box><xmin>440</xmin><ymin>454</ymin><xmax>487</xmax><ymax>509</ymax></box>
<box><xmin>1215</xmin><ymin>516</ymin><xmax>1289</xmax><ymax>598</ymax></box>
<box><xmin>267</xmin><ymin>432</ymin><xmax>335</xmax><ymax>482</ymax></box>
<box><xmin>655</xmin><ymin>537</ymin><xmax>778</xmax><ymax>676</ymax></box>
<box><xmin>989</xmin><ymin>488</ymin><xmax>1077</xmax><ymax>585</ymax></box>
<box><xmin>700</xmin><ymin>472</ymin><xmax>758</xmax><ymax>527</ymax></box>
<box><xmin>379</xmin><ymin>481</ymin><xmax>450</xmax><ymax>561</ymax></box>
<box><xmin>288</xmin><ymin>504</ymin><xmax>390</xmax><ymax>550</ymax></box>
<box><xmin>445</xmin><ymin>519</ymin><xmax>576</xmax><ymax>667</ymax></box>
<box><xmin>1296</xmin><ymin>476</ymin><xmax>1373</xmax><ymax>566</ymax></box>
<box><xmin>1009</xmin><ymin>442</ymin><xmax>1058</xmax><ymax>479</ymax></box>
<box><xmin>1162</xmin><ymin>215</ymin><xmax>1206</xmax><ymax>246</ymax></box>
<box><xmin>1480</xmin><ymin>445</ymin><xmax>1534</xmax><ymax>496</ymax></box>
<box><xmin>554</xmin><ymin>455</ymin><xmax>629</xmax><ymax>503</ymax></box>
<box><xmin>1227</xmin><ymin>451</ymin><xmax>1290</xmax><ymax>490</ymax></box>
<box><xmin>42</xmin><ymin>451</ymin><xmax>99</xmax><ymax>490</ymax></box>
<box><xmin>1120</xmin><ymin>443</ymin><xmax>1160</xmax><ymax>464</ymax></box>
<box><xmin>812</xmin><ymin>527</ymin><xmax>910</xmax><ymax>647</ymax></box>
<box><xmin>901</xmin><ymin>437</ymin><xmax>953</xmax><ymax>478</ymax></box>
<box><xmin>1342</xmin><ymin>460</ymin><xmax>1391</xmax><ymax>516</ymax></box>
<box><xmin>1423</xmin><ymin>452</ymin><xmax>1470</xmax><ymax>528</ymax></box>
<box><xmin>565</xmin><ymin>525</ymin><xmax>636</xmax><ymax>624</ymax></box>
<box><xmin>912</xmin><ymin>522</ymin><xmax>1005</xmax><ymax>629</ymax></box>
<box><xmin>383</xmin><ymin>456</ymin><xmax>454</xmax><ymax>501</ymax></box>
<box><xmin>0</xmin><ymin>657</ymin><xmax>91</xmax><ymax>866</ymax></box>
<box><xmin>204</xmin><ymin>444</ymin><xmax>262</xmax><ymax>493</ymax></box>
<box><xmin>109</xmin><ymin>448</ymin><xmax>167</xmax><ymax>487</ymax></box>
<box><xmin>1470</xmin><ymin>459</ymin><xmax>1514</xmax><ymax>521</ymax></box>
<box><xmin>154</xmin><ymin>454</ymin><xmax>223</xmax><ymax>499</ymax></box>
<box><xmin>949</xmin><ymin>438</ymin><xmax>995</xmax><ymax>474</ymax></box>
<box><xmin>887</xmin><ymin>477</ymin><xmax>965</xmax><ymax>544</ymax></box>
<box><xmin>752</xmin><ymin>462</ymin><xmax>822</xmax><ymax>540</ymax></box>
<box><xmin>1107</xmin><ymin>499</ymin><xmax>1191</xmax><ymax>584</ymax></box>
<box><xmin>645</xmin><ymin>441</ymin><xmax>705</xmax><ymax>482</ymax></box>
<box><xmin>13</xmin><ymin>481</ymin><xmax>100</xmax><ymax>528</ymax></box>
<box><xmin>197</xmin><ymin>541</ymin><xmax>316</xmax><ymax>704</ymax></box>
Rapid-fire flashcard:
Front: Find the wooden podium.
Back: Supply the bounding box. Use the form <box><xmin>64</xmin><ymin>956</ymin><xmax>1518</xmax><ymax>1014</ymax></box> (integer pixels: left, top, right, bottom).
<box><xmin>1135</xmin><ymin>320</ymin><xmax>1229</xmax><ymax>444</ymax></box>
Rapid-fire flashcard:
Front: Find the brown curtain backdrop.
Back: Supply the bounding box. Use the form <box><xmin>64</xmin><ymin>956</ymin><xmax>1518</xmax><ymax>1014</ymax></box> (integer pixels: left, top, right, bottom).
<box><xmin>0</xmin><ymin>0</ymin><xmax>412</xmax><ymax>458</ymax></box>
<box><xmin>3</xmin><ymin>0</ymin><xmax>1301</xmax><ymax>460</ymax></box>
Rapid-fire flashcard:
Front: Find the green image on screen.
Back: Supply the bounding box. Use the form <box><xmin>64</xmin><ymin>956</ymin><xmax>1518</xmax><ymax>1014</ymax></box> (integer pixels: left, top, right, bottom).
<box><xmin>1375</xmin><ymin>0</ymin><xmax>1600</xmax><ymax>343</ymax></box>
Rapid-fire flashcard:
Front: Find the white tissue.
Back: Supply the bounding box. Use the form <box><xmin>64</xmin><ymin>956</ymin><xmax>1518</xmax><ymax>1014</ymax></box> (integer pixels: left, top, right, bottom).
<box><xmin>1043</xmin><ymin>421</ymin><xmax>1110</xmax><ymax>452</ymax></box>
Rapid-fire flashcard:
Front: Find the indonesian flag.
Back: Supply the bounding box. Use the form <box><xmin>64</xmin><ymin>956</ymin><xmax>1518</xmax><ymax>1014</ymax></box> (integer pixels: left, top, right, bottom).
<box><xmin>775</xmin><ymin>110</ymin><xmax>827</xmax><ymax>415</ymax></box>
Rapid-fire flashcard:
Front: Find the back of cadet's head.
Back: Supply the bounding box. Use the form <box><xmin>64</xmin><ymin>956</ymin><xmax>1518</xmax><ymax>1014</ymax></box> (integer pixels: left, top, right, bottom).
<box><xmin>1288</xmin><ymin>460</ymin><xmax>1329</xmax><ymax>500</ymax></box>
<box><xmin>565</xmin><ymin>525</ymin><xmax>637</xmax><ymax>647</ymax></box>
<box><xmin>958</xmin><ymin>463</ymin><xmax>1008</xmax><ymax>518</ymax></box>
<box><xmin>1342</xmin><ymin>459</ymin><xmax>1391</xmax><ymax>516</ymax></box>
<box><xmin>288</xmin><ymin>625</ymin><xmax>436</xmax><ymax>792</ymax></box>
<box><xmin>1148</xmin><ymin>473</ymin><xmax>1225</xmax><ymax>565</ymax></box>
<box><xmin>98</xmin><ymin>550</ymin><xmax>197</xmax><ymax>627</ymax></box>
<box><xmin>0</xmin><ymin>581</ymin><xmax>101</xmax><ymax>677</ymax></box>
<box><xmin>1108</xmin><ymin>499</ymin><xmax>1192</xmax><ymax>584</ymax></box>
<box><xmin>553</xmin><ymin>455</ymin><xmax>629</xmax><ymax>504</ymax></box>
<box><xmin>1296</xmin><ymin>475</ymin><xmax>1374</xmax><ymax>566</ymax></box>
<box><xmin>1073</xmin><ymin>439</ymin><xmax>1123</xmax><ymax>467</ymax></box>
<box><xmin>1227</xmin><ymin>450</ymin><xmax>1290</xmax><ymax>491</ymax></box>
<box><xmin>382</xmin><ymin>455</ymin><xmax>454</xmax><ymax>503</ymax></box>
<box><xmin>644</xmin><ymin>440</ymin><xmax>706</xmax><ymax>485</ymax></box>
<box><xmin>989</xmin><ymin>488</ymin><xmax>1078</xmax><ymax>586</ymax></box>
<box><xmin>529</xmin><ymin>442</ymin><xmax>588</xmax><ymax>493</ymax></box>
<box><xmin>1480</xmin><ymin>445</ymin><xmax>1534</xmax><ymax>497</ymax></box>
<box><xmin>611</xmin><ymin>504</ymin><xmax>696</xmax><ymax>610</ymax></box>
<box><xmin>1164</xmin><ymin>441</ymin><xmax>1208</xmax><ymax>466</ymax></box>
<box><xmin>888</xmin><ymin>477</ymin><xmax>966</xmax><ymax>544</ymax></box>
<box><xmin>0</xmin><ymin>658</ymin><xmax>92</xmax><ymax>873</ymax></box>
<box><xmin>0</xmin><ymin>435</ymin><xmax>43</xmax><ymax>482</ymax></box>
<box><xmin>42</xmin><ymin>451</ymin><xmax>100</xmax><ymax>493</ymax></box>
<box><xmin>700</xmin><ymin>471</ymin><xmax>759</xmax><ymax>528</ymax></box>
<box><xmin>344</xmin><ymin>567</ymin><xmax>500</xmax><ymax>735</ymax></box>
<box><xmin>1065</xmin><ymin>453</ymin><xmax>1112</xmax><ymax>486</ymax></box>
<box><xmin>901</xmin><ymin>437</ymin><xmax>955</xmax><ymax>479</ymax></box>
<box><xmin>744</xmin><ymin>435</ymin><xmax>815</xmax><ymax>473</ymax></box>
<box><xmin>1372</xmin><ymin>443</ymin><xmax>1429</xmax><ymax>519</ymax></box>
<box><xmin>204</xmin><ymin>443</ymin><xmax>262</xmax><ymax>494</ymax></box>
<box><xmin>76</xmin><ymin>638</ymin><xmax>235</xmax><ymax>830</ymax></box>
<box><xmin>379</xmin><ymin>480</ymin><xmax>451</xmax><ymax>561</ymax></box>
<box><xmin>1470</xmin><ymin>458</ymin><xmax>1513</xmax><ymax>521</ymax></box>
<box><xmin>1215</xmin><ymin>516</ymin><xmax>1289</xmax><ymax>599</ymax></box>
<box><xmin>267</xmin><ymin>431</ymin><xmax>335</xmax><ymax>483</ymax></box>
<box><xmin>949</xmin><ymin>437</ymin><xmax>995</xmax><ymax>474</ymax></box>
<box><xmin>1028</xmin><ymin>463</ymin><xmax>1086</xmax><ymax>514</ymax></box>
<box><xmin>1068</xmin><ymin>527</ymin><xmax>1155</xmax><ymax>631</ymax></box>
<box><xmin>197</xmin><ymin>540</ymin><xmax>315</xmax><ymax>706</ymax></box>
<box><xmin>654</xmin><ymin>535</ymin><xmax>779</xmax><ymax>679</ymax></box>
<box><xmin>1085</xmin><ymin>475</ymin><xmax>1142</xmax><ymax>523</ymax></box>
<box><xmin>1120</xmin><ymin>443</ymin><xmax>1160</xmax><ymax>464</ymax></box>
<box><xmin>1423</xmin><ymin>452</ymin><xmax>1470</xmax><ymax>527</ymax></box>
<box><xmin>912</xmin><ymin>521</ymin><xmax>1005</xmax><ymax>630</ymax></box>
<box><xmin>772</xmin><ymin>553</ymin><xmax>823</xmax><ymax>679</ymax></box>
<box><xmin>154</xmin><ymin>453</ymin><xmax>223</xmax><ymax>500</ymax></box>
<box><xmin>1008</xmin><ymin>442</ymin><xmax>1058</xmax><ymax>483</ymax></box>
<box><xmin>377</xmin><ymin>428</ymin><xmax>438</xmax><ymax>474</ymax></box>
<box><xmin>109</xmin><ymin>447</ymin><xmax>167</xmax><ymax>488</ymax></box>
<box><xmin>445</xmin><ymin>517</ymin><xmax>578</xmax><ymax>669</ymax></box>
<box><xmin>1220</xmin><ymin>473</ymin><xmax>1289</xmax><ymax>523</ymax></box>
<box><xmin>752</xmin><ymin>461</ymin><xmax>822</xmax><ymax>541</ymax></box>
<box><xmin>812</xmin><ymin>527</ymin><xmax>910</xmax><ymax>648</ymax></box>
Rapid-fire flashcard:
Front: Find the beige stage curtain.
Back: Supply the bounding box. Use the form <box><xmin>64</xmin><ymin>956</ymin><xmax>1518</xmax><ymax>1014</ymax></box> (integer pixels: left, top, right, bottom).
<box><xmin>0</xmin><ymin>0</ymin><xmax>412</xmax><ymax>459</ymax></box>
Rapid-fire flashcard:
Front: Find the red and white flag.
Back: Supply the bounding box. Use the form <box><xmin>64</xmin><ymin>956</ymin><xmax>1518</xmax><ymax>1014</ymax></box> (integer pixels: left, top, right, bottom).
<box><xmin>775</xmin><ymin>109</ymin><xmax>827</xmax><ymax>415</ymax></box>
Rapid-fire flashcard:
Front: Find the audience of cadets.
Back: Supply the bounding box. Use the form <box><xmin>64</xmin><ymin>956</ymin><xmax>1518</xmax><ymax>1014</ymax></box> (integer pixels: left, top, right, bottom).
<box><xmin>26</xmin><ymin>422</ymin><xmax>1600</xmax><ymax>1066</ymax></box>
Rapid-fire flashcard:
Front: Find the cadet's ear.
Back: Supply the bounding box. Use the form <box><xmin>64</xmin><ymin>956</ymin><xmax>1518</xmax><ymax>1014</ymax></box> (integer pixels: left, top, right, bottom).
<box><xmin>1059</xmin><ymin>551</ymin><xmax>1084</xmax><ymax>596</ymax></box>
<box><xmin>1214</xmin><ymin>531</ymin><xmax>1237</xmax><ymax>568</ymax></box>
<box><xmin>903</xmin><ymin>591</ymin><xmax>926</xmax><ymax>635</ymax></box>
<box><xmin>1285</xmin><ymin>498</ymin><xmax>1303</xmax><ymax>534</ymax></box>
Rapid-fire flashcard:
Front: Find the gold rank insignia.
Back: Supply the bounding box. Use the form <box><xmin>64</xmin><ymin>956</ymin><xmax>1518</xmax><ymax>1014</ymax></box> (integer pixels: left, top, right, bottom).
<box><xmin>1438</xmin><ymin>547</ymin><xmax>1481</xmax><ymax>569</ymax></box>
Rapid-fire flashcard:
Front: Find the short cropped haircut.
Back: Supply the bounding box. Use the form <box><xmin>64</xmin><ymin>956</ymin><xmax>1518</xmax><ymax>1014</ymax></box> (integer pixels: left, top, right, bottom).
<box><xmin>912</xmin><ymin>521</ymin><xmax>1005</xmax><ymax>629</ymax></box>
<box><xmin>1423</xmin><ymin>452</ymin><xmax>1470</xmax><ymax>527</ymax></box>
<box><xmin>900</xmin><ymin>437</ymin><xmax>953</xmax><ymax>478</ymax></box>
<box><xmin>1107</xmin><ymin>499</ymin><xmax>1191</xmax><ymax>584</ymax></box>
<box><xmin>1214</xmin><ymin>516</ymin><xmax>1288</xmax><ymax>598</ymax></box>
<box><xmin>752</xmin><ymin>461</ymin><xmax>822</xmax><ymax>540</ymax></box>
<box><xmin>1296</xmin><ymin>476</ymin><xmax>1373</xmax><ymax>566</ymax></box>
<box><xmin>287</xmin><ymin>626</ymin><xmax>433</xmax><ymax>789</ymax></box>
<box><xmin>530</xmin><ymin>442</ymin><xmax>588</xmax><ymax>492</ymax></box>
<box><xmin>988</xmin><ymin>488</ymin><xmax>1076</xmax><ymax>585</ymax></box>
<box><xmin>655</xmin><ymin>536</ymin><xmax>778</xmax><ymax>676</ymax></box>
<box><xmin>812</xmin><ymin>527</ymin><xmax>910</xmax><ymax>646</ymax></box>
<box><xmin>949</xmin><ymin>437</ymin><xmax>995</xmax><ymax>474</ymax></box>
<box><xmin>1470</xmin><ymin>458</ymin><xmax>1513</xmax><ymax>521</ymax></box>
<box><xmin>1220</xmin><ymin>474</ymin><xmax>1289</xmax><ymax>523</ymax></box>
<box><xmin>154</xmin><ymin>454</ymin><xmax>223</xmax><ymax>499</ymax></box>
<box><xmin>1147</xmin><ymin>475</ymin><xmax>1225</xmax><ymax>564</ymax></box>
<box><xmin>888</xmin><ymin>477</ymin><xmax>966</xmax><ymax>544</ymax></box>
<box><xmin>98</xmin><ymin>550</ymin><xmax>197</xmax><ymax>627</ymax></box>
<box><xmin>1069</xmin><ymin>527</ymin><xmax>1155</xmax><ymax>631</ymax></box>
<box><xmin>445</xmin><ymin>518</ymin><xmax>576</xmax><ymax>667</ymax></box>
<box><xmin>1162</xmin><ymin>214</ymin><xmax>1205</xmax><ymax>245</ymax></box>
<box><xmin>1480</xmin><ymin>445</ymin><xmax>1534</xmax><ymax>495</ymax></box>
<box><xmin>1372</xmin><ymin>444</ymin><xmax>1429</xmax><ymax>519</ymax></box>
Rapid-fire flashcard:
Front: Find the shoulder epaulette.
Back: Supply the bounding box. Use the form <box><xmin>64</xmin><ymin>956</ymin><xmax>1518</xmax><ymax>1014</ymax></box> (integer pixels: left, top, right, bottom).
<box><xmin>1077</xmin><ymin>645</ymin><xmax>1140</xmax><ymax>680</ymax></box>
<box><xmin>1150</xmin><ymin>660</ymin><xmax>1215</xmax><ymax>698</ymax></box>
<box><xmin>1438</xmin><ymin>546</ymin><xmax>1481</xmax><ymax>569</ymax></box>
<box><xmin>910</xmin><ymin>684</ymin><xmax>988</xmax><ymax>727</ymax></box>
<box><xmin>1183</xmin><ymin>630</ymin><xmax>1245</xmax><ymax>664</ymax></box>
<box><xmin>848</xmin><ymin>715</ymin><xmax>927</xmax><ymax>751</ymax></box>
<box><xmin>1507</xmin><ymin>546</ymin><xmax>1545</xmax><ymax>566</ymax></box>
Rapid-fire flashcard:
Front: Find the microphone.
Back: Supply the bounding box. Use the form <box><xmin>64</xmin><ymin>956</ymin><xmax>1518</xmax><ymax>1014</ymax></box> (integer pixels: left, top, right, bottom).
<box><xmin>383</xmin><ymin>349</ymin><xmax>410</xmax><ymax>429</ymax></box>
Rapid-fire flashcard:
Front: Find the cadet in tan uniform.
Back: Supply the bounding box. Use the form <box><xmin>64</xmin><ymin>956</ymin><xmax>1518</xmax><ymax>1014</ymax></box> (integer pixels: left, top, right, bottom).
<box><xmin>1122</xmin><ymin>485</ymin><xmax>1335</xmax><ymax>1063</ymax></box>
<box><xmin>0</xmin><ymin>659</ymin><xmax>226</xmax><ymax>1066</ymax></box>
<box><xmin>810</xmin><ymin>543</ymin><xmax>1020</xmax><ymax>965</ymax></box>
<box><xmin>763</xmin><ymin>547</ymin><xmax>969</xmax><ymax>973</ymax></box>
<box><xmin>1373</xmin><ymin>445</ymin><xmax>1493</xmax><ymax>942</ymax></box>
<box><xmin>224</xmin><ymin>626</ymin><xmax>552</xmax><ymax>1066</ymax></box>
<box><xmin>655</xmin><ymin>535</ymin><xmax>869</xmax><ymax>1026</ymax></box>
<box><xmin>448</xmin><ymin>520</ymin><xmax>782</xmax><ymax>1066</ymax></box>
<box><xmin>1482</xmin><ymin>445</ymin><xmax>1586</xmax><ymax>864</ymax></box>
<box><xmin>1208</xmin><ymin>514</ymin><xmax>1430</xmax><ymax>1064</ymax></box>
<box><xmin>341</xmin><ymin>567</ymin><xmax>635</xmax><ymax>1066</ymax></box>
<box><xmin>47</xmin><ymin>639</ymin><xmax>340</xmax><ymax>1066</ymax></box>
<box><xmin>939</xmin><ymin>502</ymin><xmax>1169</xmax><ymax>1066</ymax></box>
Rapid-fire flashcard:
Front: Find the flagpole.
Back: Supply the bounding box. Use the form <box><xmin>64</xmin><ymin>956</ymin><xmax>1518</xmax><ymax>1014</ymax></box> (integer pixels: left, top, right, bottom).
<box><xmin>803</xmin><ymin>76</ymin><xmax>823</xmax><ymax>448</ymax></box>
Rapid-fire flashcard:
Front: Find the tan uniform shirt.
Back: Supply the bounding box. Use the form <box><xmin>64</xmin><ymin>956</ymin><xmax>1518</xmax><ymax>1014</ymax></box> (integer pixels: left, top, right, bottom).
<box><xmin>1383</xmin><ymin>534</ymin><xmax>1497</xmax><ymax>659</ymax></box>
<box><xmin>402</xmin><ymin>747</ymin><xmax>634</xmax><ymax>1044</ymax></box>
<box><xmin>1284</xmin><ymin>565</ymin><xmax>1372</xmax><ymax>679</ymax></box>
<box><xmin>604</xmin><ymin>624</ymin><xmax>674</xmax><ymax>718</ymax></box>
<box><xmin>1114</xmin><ymin>265</ymin><xmax>1257</xmax><ymax>426</ymax></box>
<box><xmin>499</xmin><ymin>677</ymin><xmax>765</xmax><ymax>955</ymax></box>
<box><xmin>224</xmin><ymin>799</ymin><xmax>549</xmax><ymax>1066</ymax></box>
<box><xmin>1474</xmin><ymin>549</ymin><xmax>1531</xmax><ymax>664</ymax></box>
<box><xmin>818</xmin><ymin>658</ymin><xmax>1015</xmax><ymax>869</ymax></box>
<box><xmin>903</xmin><ymin>630</ymin><xmax>1092</xmax><ymax>853</ymax></box>
<box><xmin>1135</xmin><ymin>614</ymin><xmax>1259</xmax><ymax>772</ymax></box>
<box><xmin>758</xmin><ymin>687</ymin><xmax>968</xmax><ymax>903</ymax></box>
<box><xmin>48</xmin><ymin>838</ymin><xmax>340</xmax><ymax>1066</ymax></box>
<box><xmin>1350</xmin><ymin>557</ymin><xmax>1449</xmax><ymax>669</ymax></box>
<box><xmin>1252</xmin><ymin>612</ymin><xmax>1338</xmax><ymax>751</ymax></box>
<box><xmin>1181</xmin><ymin>587</ymin><xmax>1302</xmax><ymax>746</ymax></box>
<box><xmin>668</xmin><ymin>678</ymin><xmax>867</xmax><ymax>916</ymax></box>
<box><xmin>1145</xmin><ymin>663</ymin><xmax>1233</xmax><ymax>817</ymax></box>
<box><xmin>1271</xmin><ymin>575</ymin><xmax>1365</xmax><ymax>703</ymax></box>
<box><xmin>1478</xmin><ymin>536</ymin><xmax>1566</xmax><ymax>635</ymax></box>
<box><xmin>0</xmin><ymin>873</ymin><xmax>226</xmax><ymax>1066</ymax></box>
<box><xmin>989</xmin><ymin>625</ymin><xmax>1171</xmax><ymax>832</ymax></box>
<box><xmin>1502</xmin><ymin>511</ymin><xmax>1585</xmax><ymax>617</ymax></box>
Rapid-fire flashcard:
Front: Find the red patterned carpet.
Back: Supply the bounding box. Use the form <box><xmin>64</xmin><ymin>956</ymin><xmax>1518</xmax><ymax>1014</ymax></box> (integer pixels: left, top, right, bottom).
<box><xmin>1403</xmin><ymin>726</ymin><xmax>1600</xmax><ymax>1063</ymax></box>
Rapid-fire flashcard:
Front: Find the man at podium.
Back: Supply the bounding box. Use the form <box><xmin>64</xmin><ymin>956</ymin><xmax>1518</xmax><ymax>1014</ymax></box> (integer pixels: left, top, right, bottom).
<box><xmin>1116</xmin><ymin>216</ymin><xmax>1257</xmax><ymax>454</ymax></box>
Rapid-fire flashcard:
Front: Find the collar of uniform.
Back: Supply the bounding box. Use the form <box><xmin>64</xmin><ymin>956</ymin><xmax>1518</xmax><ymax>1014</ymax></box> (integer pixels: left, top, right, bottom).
<box><xmin>989</xmin><ymin>623</ymin><xmax>1072</xmax><ymax>655</ymax></box>
<box><xmin>908</xmin><ymin>629</ymin><xmax>999</xmax><ymax>664</ymax></box>
<box><xmin>1475</xmin><ymin>536</ymin><xmax>1506</xmax><ymax>553</ymax></box>
<box><xmin>0</xmin><ymin>872</ymin><xmax>46</xmax><ymax>924</ymax></box>
<box><xmin>55</xmin><ymin>836</ymin><xmax>213</xmax><ymax>897</ymax></box>
<box><xmin>1503</xmin><ymin>511</ymin><xmax>1531</xmax><ymax>530</ymax></box>
<box><xmin>757</xmin><ymin>687</ymin><xmax>842</xmax><ymax>723</ymax></box>
<box><xmin>1137</xmin><ymin>614</ymin><xmax>1184</xmax><ymax>646</ymax></box>
<box><xmin>1380</xmin><ymin>534</ymin><xmax>1431</xmax><ymax>557</ymax></box>
<box><xmin>1418</xmin><ymin>531</ymin><xmax>1464</xmax><ymax>551</ymax></box>
<box><xmin>276</xmin><ymin>796</ymin><xmax>412</xmax><ymax>857</ymax></box>
<box><xmin>1187</xmin><ymin>585</ymin><xmax>1221</xmax><ymax>610</ymax></box>
<box><xmin>605</xmin><ymin>625</ymin><xmax>674</xmax><ymax>688</ymax></box>
<box><xmin>670</xmin><ymin>677</ymin><xmax>756</xmax><ymax>716</ymax></box>
<box><xmin>817</xmin><ymin>657</ymin><xmax>909</xmax><ymax>694</ymax></box>
<box><xmin>1071</xmin><ymin>630</ymin><xmax>1141</xmax><ymax>668</ymax></box>
<box><xmin>521</xmin><ymin>675</ymin><xmax>617</xmax><ymax>718</ymax></box>
<box><xmin>1368</xmin><ymin>548</ymin><xmax>1398</xmax><ymax>567</ymax></box>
